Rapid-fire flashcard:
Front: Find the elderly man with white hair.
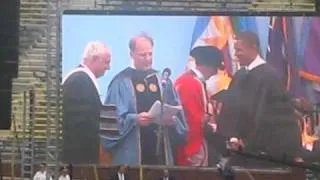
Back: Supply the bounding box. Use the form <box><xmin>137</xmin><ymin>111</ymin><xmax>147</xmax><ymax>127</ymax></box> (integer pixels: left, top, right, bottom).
<box><xmin>62</xmin><ymin>41</ymin><xmax>111</xmax><ymax>164</ymax></box>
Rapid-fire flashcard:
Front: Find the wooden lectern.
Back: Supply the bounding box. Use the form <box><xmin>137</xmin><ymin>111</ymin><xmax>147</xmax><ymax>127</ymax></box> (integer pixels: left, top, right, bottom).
<box><xmin>99</xmin><ymin>104</ymin><xmax>118</xmax><ymax>164</ymax></box>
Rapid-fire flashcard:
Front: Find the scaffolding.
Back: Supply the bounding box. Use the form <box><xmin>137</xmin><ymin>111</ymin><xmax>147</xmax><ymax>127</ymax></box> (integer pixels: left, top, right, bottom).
<box><xmin>0</xmin><ymin>85</ymin><xmax>37</xmax><ymax>179</ymax></box>
<box><xmin>249</xmin><ymin>0</ymin><xmax>315</xmax><ymax>11</ymax></box>
<box><xmin>94</xmin><ymin>0</ymin><xmax>254</xmax><ymax>11</ymax></box>
<box><xmin>20</xmin><ymin>86</ymin><xmax>36</xmax><ymax>179</ymax></box>
<box><xmin>45</xmin><ymin>0</ymin><xmax>62</xmax><ymax>177</ymax></box>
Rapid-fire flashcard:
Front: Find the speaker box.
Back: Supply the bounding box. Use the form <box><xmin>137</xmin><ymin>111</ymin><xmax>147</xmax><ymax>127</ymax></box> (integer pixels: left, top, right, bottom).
<box><xmin>0</xmin><ymin>0</ymin><xmax>20</xmax><ymax>78</ymax></box>
<box><xmin>0</xmin><ymin>0</ymin><xmax>20</xmax><ymax>129</ymax></box>
<box><xmin>0</xmin><ymin>78</ymin><xmax>12</xmax><ymax>130</ymax></box>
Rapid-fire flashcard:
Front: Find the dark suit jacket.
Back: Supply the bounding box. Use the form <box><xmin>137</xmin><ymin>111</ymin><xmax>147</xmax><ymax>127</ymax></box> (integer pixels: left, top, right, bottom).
<box><xmin>109</xmin><ymin>173</ymin><xmax>130</xmax><ymax>180</ymax></box>
<box><xmin>62</xmin><ymin>71</ymin><xmax>101</xmax><ymax>164</ymax></box>
<box><xmin>302</xmin><ymin>141</ymin><xmax>320</xmax><ymax>162</ymax></box>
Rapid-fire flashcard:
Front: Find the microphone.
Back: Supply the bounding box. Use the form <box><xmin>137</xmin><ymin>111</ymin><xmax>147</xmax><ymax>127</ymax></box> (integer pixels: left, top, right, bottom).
<box><xmin>216</xmin><ymin>141</ymin><xmax>236</xmax><ymax>180</ymax></box>
<box><xmin>217</xmin><ymin>156</ymin><xmax>231</xmax><ymax>171</ymax></box>
<box><xmin>144</xmin><ymin>72</ymin><xmax>157</xmax><ymax>81</ymax></box>
<box><xmin>143</xmin><ymin>73</ymin><xmax>157</xmax><ymax>87</ymax></box>
<box><xmin>161</xmin><ymin>79</ymin><xmax>167</xmax><ymax>87</ymax></box>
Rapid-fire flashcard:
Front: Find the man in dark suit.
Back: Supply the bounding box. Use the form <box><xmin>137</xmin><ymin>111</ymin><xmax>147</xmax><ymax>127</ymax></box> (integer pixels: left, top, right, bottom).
<box><xmin>62</xmin><ymin>41</ymin><xmax>111</xmax><ymax>164</ymax></box>
<box><xmin>109</xmin><ymin>165</ymin><xmax>130</xmax><ymax>180</ymax></box>
<box><xmin>158</xmin><ymin>169</ymin><xmax>175</xmax><ymax>180</ymax></box>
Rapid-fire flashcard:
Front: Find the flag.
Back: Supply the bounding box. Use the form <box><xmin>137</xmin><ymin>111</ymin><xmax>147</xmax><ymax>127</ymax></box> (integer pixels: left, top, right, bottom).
<box><xmin>300</xmin><ymin>18</ymin><xmax>320</xmax><ymax>82</ymax></box>
<box><xmin>191</xmin><ymin>16</ymin><xmax>236</xmax><ymax>75</ymax></box>
<box><xmin>231</xmin><ymin>16</ymin><xmax>258</xmax><ymax>34</ymax></box>
<box><xmin>190</xmin><ymin>16</ymin><xmax>234</xmax><ymax>95</ymax></box>
<box><xmin>266</xmin><ymin>16</ymin><xmax>293</xmax><ymax>91</ymax></box>
<box><xmin>231</xmin><ymin>16</ymin><xmax>266</xmax><ymax>56</ymax></box>
<box><xmin>299</xmin><ymin>18</ymin><xmax>320</xmax><ymax>103</ymax></box>
<box><xmin>190</xmin><ymin>16</ymin><xmax>211</xmax><ymax>49</ymax></box>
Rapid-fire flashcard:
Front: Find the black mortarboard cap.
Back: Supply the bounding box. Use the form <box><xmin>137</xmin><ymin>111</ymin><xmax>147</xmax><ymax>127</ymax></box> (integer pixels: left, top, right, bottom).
<box><xmin>190</xmin><ymin>46</ymin><xmax>223</xmax><ymax>68</ymax></box>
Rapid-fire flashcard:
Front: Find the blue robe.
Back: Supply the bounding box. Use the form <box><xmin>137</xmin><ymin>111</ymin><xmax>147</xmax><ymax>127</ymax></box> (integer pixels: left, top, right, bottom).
<box><xmin>101</xmin><ymin>67</ymin><xmax>188</xmax><ymax>165</ymax></box>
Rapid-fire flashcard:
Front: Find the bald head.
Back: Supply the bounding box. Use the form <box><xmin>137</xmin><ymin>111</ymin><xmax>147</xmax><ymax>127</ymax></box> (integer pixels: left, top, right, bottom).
<box><xmin>118</xmin><ymin>165</ymin><xmax>128</xmax><ymax>173</ymax></box>
<box><xmin>129</xmin><ymin>33</ymin><xmax>154</xmax><ymax>52</ymax></box>
<box><xmin>129</xmin><ymin>33</ymin><xmax>154</xmax><ymax>71</ymax></box>
<box><xmin>82</xmin><ymin>41</ymin><xmax>111</xmax><ymax>78</ymax></box>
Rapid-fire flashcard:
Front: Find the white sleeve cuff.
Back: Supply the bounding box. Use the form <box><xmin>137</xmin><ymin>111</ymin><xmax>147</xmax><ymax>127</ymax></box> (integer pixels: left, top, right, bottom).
<box><xmin>230</xmin><ymin>137</ymin><xmax>239</xmax><ymax>143</ymax></box>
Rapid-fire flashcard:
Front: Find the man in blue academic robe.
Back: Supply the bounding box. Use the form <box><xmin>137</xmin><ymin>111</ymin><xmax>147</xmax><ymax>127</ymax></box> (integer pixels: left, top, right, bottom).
<box><xmin>101</xmin><ymin>33</ymin><xmax>188</xmax><ymax>165</ymax></box>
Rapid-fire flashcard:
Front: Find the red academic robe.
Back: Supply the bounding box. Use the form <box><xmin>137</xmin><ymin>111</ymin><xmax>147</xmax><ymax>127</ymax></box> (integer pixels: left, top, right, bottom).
<box><xmin>174</xmin><ymin>71</ymin><xmax>207</xmax><ymax>165</ymax></box>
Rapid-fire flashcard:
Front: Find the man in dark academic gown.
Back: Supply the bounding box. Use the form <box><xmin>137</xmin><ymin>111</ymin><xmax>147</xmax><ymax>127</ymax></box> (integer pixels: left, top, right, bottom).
<box><xmin>109</xmin><ymin>165</ymin><xmax>130</xmax><ymax>180</ymax></box>
<box><xmin>158</xmin><ymin>169</ymin><xmax>176</xmax><ymax>180</ymax></box>
<box><xmin>102</xmin><ymin>34</ymin><xmax>188</xmax><ymax>165</ymax></box>
<box><xmin>62</xmin><ymin>41</ymin><xmax>111</xmax><ymax>164</ymax></box>
<box><xmin>209</xmin><ymin>31</ymin><xmax>302</xmax><ymax>167</ymax></box>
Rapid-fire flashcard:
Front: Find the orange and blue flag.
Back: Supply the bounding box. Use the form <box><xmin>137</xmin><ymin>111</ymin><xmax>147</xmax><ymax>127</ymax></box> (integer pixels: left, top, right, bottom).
<box><xmin>190</xmin><ymin>16</ymin><xmax>235</xmax><ymax>94</ymax></box>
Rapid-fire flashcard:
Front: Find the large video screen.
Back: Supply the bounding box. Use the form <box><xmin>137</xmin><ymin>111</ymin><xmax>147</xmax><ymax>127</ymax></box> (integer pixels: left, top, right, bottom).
<box><xmin>61</xmin><ymin>12</ymin><xmax>320</xmax><ymax>168</ymax></box>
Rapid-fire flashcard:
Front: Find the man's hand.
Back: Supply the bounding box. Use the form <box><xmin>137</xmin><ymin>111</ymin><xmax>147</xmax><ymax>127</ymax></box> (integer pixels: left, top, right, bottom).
<box><xmin>137</xmin><ymin>112</ymin><xmax>153</xmax><ymax>126</ymax></box>
<box><xmin>207</xmin><ymin>122</ymin><xmax>217</xmax><ymax>133</ymax></box>
<box><xmin>295</xmin><ymin>157</ymin><xmax>304</xmax><ymax>163</ymax></box>
<box><xmin>163</xmin><ymin>116</ymin><xmax>176</xmax><ymax>126</ymax></box>
<box><xmin>203</xmin><ymin>113</ymin><xmax>217</xmax><ymax>133</ymax></box>
<box><xmin>228</xmin><ymin>138</ymin><xmax>244</xmax><ymax>152</ymax></box>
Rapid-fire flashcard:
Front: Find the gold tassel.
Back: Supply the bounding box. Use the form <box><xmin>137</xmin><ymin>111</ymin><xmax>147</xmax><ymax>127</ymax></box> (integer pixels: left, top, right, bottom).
<box><xmin>93</xmin><ymin>165</ymin><xmax>99</xmax><ymax>180</ymax></box>
<box><xmin>140</xmin><ymin>166</ymin><xmax>143</xmax><ymax>180</ymax></box>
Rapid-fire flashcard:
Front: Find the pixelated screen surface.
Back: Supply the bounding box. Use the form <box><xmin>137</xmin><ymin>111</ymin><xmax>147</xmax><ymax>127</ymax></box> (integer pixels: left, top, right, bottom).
<box><xmin>61</xmin><ymin>13</ymin><xmax>320</xmax><ymax>167</ymax></box>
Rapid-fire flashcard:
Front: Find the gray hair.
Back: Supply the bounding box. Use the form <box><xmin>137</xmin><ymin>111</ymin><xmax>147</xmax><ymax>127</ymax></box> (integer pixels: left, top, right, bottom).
<box><xmin>82</xmin><ymin>41</ymin><xmax>109</xmax><ymax>63</ymax></box>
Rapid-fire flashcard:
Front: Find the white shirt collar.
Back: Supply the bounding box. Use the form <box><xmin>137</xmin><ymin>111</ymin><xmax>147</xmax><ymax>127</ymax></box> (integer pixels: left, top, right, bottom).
<box><xmin>80</xmin><ymin>63</ymin><xmax>100</xmax><ymax>94</ymax></box>
<box><xmin>118</xmin><ymin>172</ymin><xmax>124</xmax><ymax>180</ymax></box>
<box><xmin>130</xmin><ymin>60</ymin><xmax>153</xmax><ymax>70</ymax></box>
<box><xmin>191</xmin><ymin>68</ymin><xmax>205</xmax><ymax>82</ymax></box>
<box><xmin>58</xmin><ymin>174</ymin><xmax>70</xmax><ymax>180</ymax></box>
<box><xmin>62</xmin><ymin>63</ymin><xmax>100</xmax><ymax>95</ymax></box>
<box><xmin>130</xmin><ymin>60</ymin><xmax>136</xmax><ymax>69</ymax></box>
<box><xmin>246</xmin><ymin>55</ymin><xmax>266</xmax><ymax>71</ymax></box>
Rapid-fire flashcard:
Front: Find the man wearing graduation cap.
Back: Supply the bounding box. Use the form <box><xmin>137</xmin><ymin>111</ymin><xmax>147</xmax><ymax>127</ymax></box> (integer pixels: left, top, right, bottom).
<box><xmin>102</xmin><ymin>33</ymin><xmax>188</xmax><ymax>165</ymax></box>
<box><xmin>174</xmin><ymin>46</ymin><xmax>223</xmax><ymax>166</ymax></box>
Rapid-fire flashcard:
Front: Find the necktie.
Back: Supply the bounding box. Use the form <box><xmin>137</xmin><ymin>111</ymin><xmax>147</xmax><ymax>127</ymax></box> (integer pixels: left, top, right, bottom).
<box><xmin>232</xmin><ymin>67</ymin><xmax>248</xmax><ymax>88</ymax></box>
<box><xmin>237</xmin><ymin>67</ymin><xmax>248</xmax><ymax>77</ymax></box>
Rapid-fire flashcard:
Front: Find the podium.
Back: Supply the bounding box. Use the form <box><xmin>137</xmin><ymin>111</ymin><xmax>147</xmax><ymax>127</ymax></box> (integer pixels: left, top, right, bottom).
<box><xmin>99</xmin><ymin>104</ymin><xmax>119</xmax><ymax>164</ymax></box>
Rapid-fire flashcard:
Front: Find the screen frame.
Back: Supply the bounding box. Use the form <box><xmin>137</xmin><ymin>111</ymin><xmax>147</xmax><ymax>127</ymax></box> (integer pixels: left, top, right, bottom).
<box><xmin>59</xmin><ymin>10</ymin><xmax>320</xmax><ymax>171</ymax></box>
<box><xmin>63</xmin><ymin>9</ymin><xmax>320</xmax><ymax>16</ymax></box>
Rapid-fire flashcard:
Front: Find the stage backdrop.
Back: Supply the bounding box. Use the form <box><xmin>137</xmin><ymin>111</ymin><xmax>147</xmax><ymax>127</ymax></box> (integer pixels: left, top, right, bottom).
<box><xmin>62</xmin><ymin>13</ymin><xmax>320</xmax><ymax>167</ymax></box>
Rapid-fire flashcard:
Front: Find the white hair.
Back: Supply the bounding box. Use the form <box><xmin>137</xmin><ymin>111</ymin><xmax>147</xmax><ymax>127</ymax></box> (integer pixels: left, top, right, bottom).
<box><xmin>82</xmin><ymin>41</ymin><xmax>109</xmax><ymax>63</ymax></box>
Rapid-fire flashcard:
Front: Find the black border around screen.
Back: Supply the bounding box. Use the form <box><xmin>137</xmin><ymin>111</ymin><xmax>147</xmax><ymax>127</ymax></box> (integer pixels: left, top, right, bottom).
<box><xmin>60</xmin><ymin>10</ymin><xmax>320</xmax><ymax>172</ymax></box>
